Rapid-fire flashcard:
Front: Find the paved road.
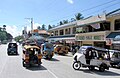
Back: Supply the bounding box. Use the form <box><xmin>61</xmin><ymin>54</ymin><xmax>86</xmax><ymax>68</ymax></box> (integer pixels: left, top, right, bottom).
<box><xmin>0</xmin><ymin>44</ymin><xmax>120</xmax><ymax>78</ymax></box>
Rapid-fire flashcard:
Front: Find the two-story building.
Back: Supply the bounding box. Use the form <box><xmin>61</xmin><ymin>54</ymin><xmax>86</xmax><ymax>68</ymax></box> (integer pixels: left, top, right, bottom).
<box><xmin>76</xmin><ymin>9</ymin><xmax>120</xmax><ymax>50</ymax></box>
<box><xmin>48</xmin><ymin>22</ymin><xmax>77</xmax><ymax>45</ymax></box>
<box><xmin>48</xmin><ymin>9</ymin><xmax>120</xmax><ymax>50</ymax></box>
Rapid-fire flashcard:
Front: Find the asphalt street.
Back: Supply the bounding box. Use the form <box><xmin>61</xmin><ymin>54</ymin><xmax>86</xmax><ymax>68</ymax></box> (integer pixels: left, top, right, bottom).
<box><xmin>0</xmin><ymin>44</ymin><xmax>120</xmax><ymax>78</ymax></box>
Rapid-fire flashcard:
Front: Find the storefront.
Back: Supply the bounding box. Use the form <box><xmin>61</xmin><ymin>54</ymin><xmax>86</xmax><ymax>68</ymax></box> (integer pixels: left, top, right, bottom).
<box><xmin>106</xmin><ymin>32</ymin><xmax>120</xmax><ymax>50</ymax></box>
<box><xmin>75</xmin><ymin>31</ymin><xmax>109</xmax><ymax>48</ymax></box>
<box><xmin>112</xmin><ymin>41</ymin><xmax>120</xmax><ymax>50</ymax></box>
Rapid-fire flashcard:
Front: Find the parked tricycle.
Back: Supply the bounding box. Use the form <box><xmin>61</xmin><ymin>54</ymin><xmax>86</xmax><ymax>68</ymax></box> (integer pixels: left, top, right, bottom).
<box><xmin>54</xmin><ymin>44</ymin><xmax>69</xmax><ymax>55</ymax></box>
<box><xmin>41</xmin><ymin>42</ymin><xmax>54</xmax><ymax>60</ymax></box>
<box><xmin>109</xmin><ymin>50</ymin><xmax>120</xmax><ymax>68</ymax></box>
<box><xmin>72</xmin><ymin>46</ymin><xmax>110</xmax><ymax>72</ymax></box>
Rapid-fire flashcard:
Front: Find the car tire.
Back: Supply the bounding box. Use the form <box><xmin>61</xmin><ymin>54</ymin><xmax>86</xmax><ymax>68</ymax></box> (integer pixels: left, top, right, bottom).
<box><xmin>99</xmin><ymin>66</ymin><xmax>105</xmax><ymax>72</ymax></box>
<box><xmin>73</xmin><ymin>61</ymin><xmax>81</xmax><ymax>70</ymax></box>
<box><xmin>89</xmin><ymin>66</ymin><xmax>95</xmax><ymax>71</ymax></box>
<box><xmin>22</xmin><ymin>60</ymin><xmax>25</xmax><ymax>67</ymax></box>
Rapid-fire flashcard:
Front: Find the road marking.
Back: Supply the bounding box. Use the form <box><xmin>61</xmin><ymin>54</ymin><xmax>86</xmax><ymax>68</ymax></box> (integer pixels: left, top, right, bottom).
<box><xmin>47</xmin><ymin>69</ymin><xmax>58</xmax><ymax>78</ymax></box>
<box><xmin>0</xmin><ymin>58</ymin><xmax>8</xmax><ymax>76</ymax></box>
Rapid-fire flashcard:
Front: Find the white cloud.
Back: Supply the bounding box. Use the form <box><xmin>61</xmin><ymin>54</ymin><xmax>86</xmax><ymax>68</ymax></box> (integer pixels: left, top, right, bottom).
<box><xmin>23</xmin><ymin>22</ymin><xmax>42</xmax><ymax>32</ymax></box>
<box><xmin>1</xmin><ymin>22</ymin><xmax>41</xmax><ymax>38</ymax></box>
<box><xmin>33</xmin><ymin>23</ymin><xmax>41</xmax><ymax>29</ymax></box>
<box><xmin>6</xmin><ymin>25</ymin><xmax>20</xmax><ymax>38</ymax></box>
<box><xmin>67</xmin><ymin>0</ymin><xmax>74</xmax><ymax>4</ymax></box>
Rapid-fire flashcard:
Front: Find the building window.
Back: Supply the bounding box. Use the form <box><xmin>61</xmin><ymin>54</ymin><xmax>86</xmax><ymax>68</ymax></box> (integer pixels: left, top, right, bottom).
<box><xmin>76</xmin><ymin>27</ymin><xmax>83</xmax><ymax>33</ymax></box>
<box><xmin>94</xmin><ymin>22</ymin><xmax>110</xmax><ymax>31</ymax></box>
<box><xmin>115</xmin><ymin>19</ymin><xmax>120</xmax><ymax>30</ymax></box>
<box><xmin>65</xmin><ymin>28</ymin><xmax>71</xmax><ymax>34</ymax></box>
<box><xmin>50</xmin><ymin>31</ymin><xmax>54</xmax><ymax>36</ymax></box>
<box><xmin>60</xmin><ymin>29</ymin><xmax>64</xmax><ymax>35</ymax></box>
<box><xmin>55</xmin><ymin>31</ymin><xmax>58</xmax><ymax>36</ymax></box>
<box><xmin>73</xmin><ymin>27</ymin><xmax>76</xmax><ymax>34</ymax></box>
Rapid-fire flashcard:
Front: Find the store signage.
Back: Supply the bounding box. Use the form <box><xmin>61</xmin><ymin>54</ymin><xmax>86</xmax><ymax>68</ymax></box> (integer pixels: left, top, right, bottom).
<box><xmin>86</xmin><ymin>36</ymin><xmax>92</xmax><ymax>40</ymax></box>
<box><xmin>79</xmin><ymin>36</ymin><xmax>85</xmax><ymax>40</ymax></box>
<box><xmin>76</xmin><ymin>35</ymin><xmax>105</xmax><ymax>41</ymax></box>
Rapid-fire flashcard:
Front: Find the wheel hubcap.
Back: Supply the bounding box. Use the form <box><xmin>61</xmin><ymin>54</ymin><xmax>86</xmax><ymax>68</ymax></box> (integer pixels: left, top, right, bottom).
<box><xmin>74</xmin><ymin>63</ymin><xmax>80</xmax><ymax>69</ymax></box>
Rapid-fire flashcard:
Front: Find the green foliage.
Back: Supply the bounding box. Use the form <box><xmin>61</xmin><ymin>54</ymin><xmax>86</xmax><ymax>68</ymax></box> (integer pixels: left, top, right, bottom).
<box><xmin>59</xmin><ymin>21</ymin><xmax>63</xmax><ymax>25</ymax></box>
<box><xmin>0</xmin><ymin>31</ymin><xmax>7</xmax><ymax>41</ymax></box>
<box><xmin>48</xmin><ymin>25</ymin><xmax>52</xmax><ymax>30</ymax></box>
<box><xmin>63</xmin><ymin>20</ymin><xmax>68</xmax><ymax>24</ymax></box>
<box><xmin>37</xmin><ymin>26</ymin><xmax>41</xmax><ymax>30</ymax></box>
<box><xmin>71</xmin><ymin>18</ymin><xmax>76</xmax><ymax>22</ymax></box>
<box><xmin>14</xmin><ymin>35</ymin><xmax>24</xmax><ymax>42</ymax></box>
<box><xmin>75</xmin><ymin>13</ymin><xmax>84</xmax><ymax>20</ymax></box>
<box><xmin>3</xmin><ymin>25</ymin><xmax>6</xmax><ymax>31</ymax></box>
<box><xmin>41</xmin><ymin>24</ymin><xmax>46</xmax><ymax>30</ymax></box>
<box><xmin>0</xmin><ymin>25</ymin><xmax>13</xmax><ymax>42</ymax></box>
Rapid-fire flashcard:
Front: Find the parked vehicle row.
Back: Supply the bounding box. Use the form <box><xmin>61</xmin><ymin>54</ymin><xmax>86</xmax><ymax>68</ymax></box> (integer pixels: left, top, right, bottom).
<box><xmin>7</xmin><ymin>41</ymin><xmax>120</xmax><ymax>71</ymax></box>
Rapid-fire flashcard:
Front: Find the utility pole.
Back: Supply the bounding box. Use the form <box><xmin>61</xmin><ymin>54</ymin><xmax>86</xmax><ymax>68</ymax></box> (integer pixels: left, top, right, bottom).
<box><xmin>31</xmin><ymin>18</ymin><xmax>33</xmax><ymax>32</ymax></box>
<box><xmin>25</xmin><ymin>18</ymin><xmax>33</xmax><ymax>36</ymax></box>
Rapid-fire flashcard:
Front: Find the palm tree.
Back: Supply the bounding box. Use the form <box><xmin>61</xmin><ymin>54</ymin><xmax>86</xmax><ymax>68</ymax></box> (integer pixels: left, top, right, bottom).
<box><xmin>63</xmin><ymin>20</ymin><xmax>68</xmax><ymax>24</ymax></box>
<box><xmin>59</xmin><ymin>21</ymin><xmax>63</xmax><ymax>25</ymax></box>
<box><xmin>48</xmin><ymin>25</ymin><xmax>52</xmax><ymax>30</ymax></box>
<box><xmin>71</xmin><ymin>18</ymin><xmax>76</xmax><ymax>22</ymax></box>
<box><xmin>75</xmin><ymin>13</ymin><xmax>84</xmax><ymax>20</ymax></box>
<box><xmin>37</xmin><ymin>26</ymin><xmax>41</xmax><ymax>30</ymax></box>
<box><xmin>41</xmin><ymin>24</ymin><xmax>46</xmax><ymax>30</ymax></box>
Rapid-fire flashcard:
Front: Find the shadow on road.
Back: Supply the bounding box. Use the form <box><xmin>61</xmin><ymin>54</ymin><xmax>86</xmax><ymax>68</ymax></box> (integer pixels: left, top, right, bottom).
<box><xmin>78</xmin><ymin>68</ymin><xmax>120</xmax><ymax>76</ymax></box>
<box><xmin>27</xmin><ymin>65</ymin><xmax>47</xmax><ymax>71</ymax></box>
<box><xmin>49</xmin><ymin>58</ymin><xmax>60</xmax><ymax>61</ymax></box>
<box><xmin>55</xmin><ymin>53</ymin><xmax>73</xmax><ymax>57</ymax></box>
<box><xmin>8</xmin><ymin>54</ymin><xmax>20</xmax><ymax>56</ymax></box>
<box><xmin>43</xmin><ymin>57</ymin><xmax>60</xmax><ymax>61</ymax></box>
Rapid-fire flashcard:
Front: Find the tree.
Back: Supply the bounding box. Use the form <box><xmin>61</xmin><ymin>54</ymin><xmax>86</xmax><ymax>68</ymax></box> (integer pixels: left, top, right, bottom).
<box><xmin>75</xmin><ymin>13</ymin><xmax>84</xmax><ymax>20</ymax></box>
<box><xmin>63</xmin><ymin>20</ymin><xmax>68</xmax><ymax>24</ymax></box>
<box><xmin>71</xmin><ymin>18</ymin><xmax>76</xmax><ymax>22</ymax></box>
<box><xmin>0</xmin><ymin>31</ymin><xmax>7</xmax><ymax>41</ymax></box>
<box><xmin>0</xmin><ymin>27</ymin><xmax>2</xmax><ymax>31</ymax></box>
<box><xmin>48</xmin><ymin>25</ymin><xmax>52</xmax><ymax>30</ymax></box>
<box><xmin>6</xmin><ymin>33</ymin><xmax>13</xmax><ymax>41</ymax></box>
<box><xmin>3</xmin><ymin>25</ymin><xmax>6</xmax><ymax>31</ymax></box>
<box><xmin>37</xmin><ymin>26</ymin><xmax>41</xmax><ymax>30</ymax></box>
<box><xmin>14</xmin><ymin>35</ymin><xmax>24</xmax><ymax>42</ymax></box>
<box><xmin>59</xmin><ymin>21</ymin><xmax>63</xmax><ymax>25</ymax></box>
<box><xmin>41</xmin><ymin>24</ymin><xmax>46</xmax><ymax>30</ymax></box>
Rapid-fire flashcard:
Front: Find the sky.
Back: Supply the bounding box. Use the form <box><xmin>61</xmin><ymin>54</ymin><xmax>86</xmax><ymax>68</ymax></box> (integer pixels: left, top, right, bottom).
<box><xmin>0</xmin><ymin>0</ymin><xmax>120</xmax><ymax>37</ymax></box>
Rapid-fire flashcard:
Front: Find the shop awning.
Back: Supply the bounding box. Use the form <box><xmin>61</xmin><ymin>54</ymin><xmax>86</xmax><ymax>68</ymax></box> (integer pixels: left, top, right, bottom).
<box><xmin>106</xmin><ymin>32</ymin><xmax>120</xmax><ymax>39</ymax></box>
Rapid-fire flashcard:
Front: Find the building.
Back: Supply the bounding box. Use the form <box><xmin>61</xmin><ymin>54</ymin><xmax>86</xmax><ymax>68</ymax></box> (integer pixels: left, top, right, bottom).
<box><xmin>48</xmin><ymin>8</ymin><xmax>120</xmax><ymax>50</ymax></box>
<box><xmin>76</xmin><ymin>8</ymin><xmax>120</xmax><ymax>49</ymax></box>
<box><xmin>31</xmin><ymin>29</ymin><xmax>50</xmax><ymax>39</ymax></box>
<box><xmin>48</xmin><ymin>22</ymin><xmax>77</xmax><ymax>44</ymax></box>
